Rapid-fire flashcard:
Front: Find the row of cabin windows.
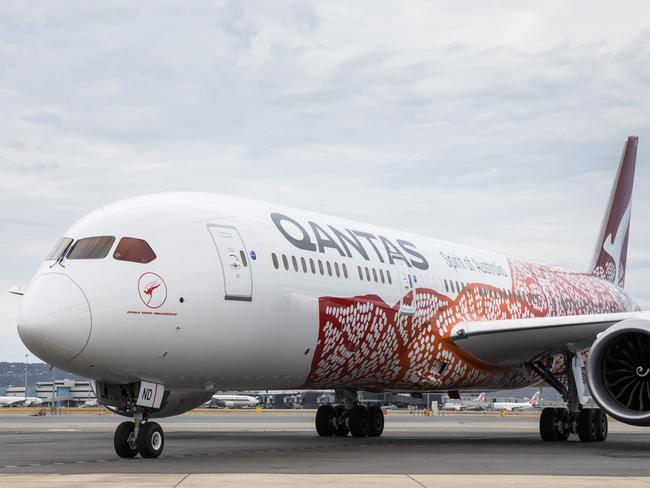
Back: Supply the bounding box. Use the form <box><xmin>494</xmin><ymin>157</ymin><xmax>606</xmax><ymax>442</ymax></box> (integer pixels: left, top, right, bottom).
<box><xmin>442</xmin><ymin>279</ymin><xmax>578</xmax><ymax>306</ymax></box>
<box><xmin>444</xmin><ymin>279</ymin><xmax>521</xmax><ymax>300</ymax></box>
<box><xmin>272</xmin><ymin>253</ymin><xmax>349</xmax><ymax>279</ymax></box>
<box><xmin>271</xmin><ymin>253</ymin><xmax>392</xmax><ymax>285</ymax></box>
<box><xmin>357</xmin><ymin>265</ymin><xmax>392</xmax><ymax>285</ymax></box>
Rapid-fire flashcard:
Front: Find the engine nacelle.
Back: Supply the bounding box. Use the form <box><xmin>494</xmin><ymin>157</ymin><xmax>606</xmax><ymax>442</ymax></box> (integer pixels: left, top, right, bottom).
<box><xmin>586</xmin><ymin>319</ymin><xmax>650</xmax><ymax>426</ymax></box>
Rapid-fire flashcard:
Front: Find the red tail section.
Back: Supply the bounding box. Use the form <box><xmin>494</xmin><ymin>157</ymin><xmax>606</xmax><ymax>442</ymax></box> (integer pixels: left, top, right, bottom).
<box><xmin>590</xmin><ymin>136</ymin><xmax>638</xmax><ymax>288</ymax></box>
<box><xmin>529</xmin><ymin>391</ymin><xmax>540</xmax><ymax>406</ymax></box>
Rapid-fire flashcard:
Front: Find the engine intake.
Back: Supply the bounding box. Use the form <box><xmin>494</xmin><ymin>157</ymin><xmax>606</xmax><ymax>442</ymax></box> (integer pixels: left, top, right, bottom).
<box><xmin>586</xmin><ymin>319</ymin><xmax>650</xmax><ymax>426</ymax></box>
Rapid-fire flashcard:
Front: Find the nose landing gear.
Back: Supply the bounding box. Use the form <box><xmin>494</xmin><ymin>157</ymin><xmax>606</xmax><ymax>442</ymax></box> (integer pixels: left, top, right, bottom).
<box><xmin>113</xmin><ymin>411</ymin><xmax>165</xmax><ymax>458</ymax></box>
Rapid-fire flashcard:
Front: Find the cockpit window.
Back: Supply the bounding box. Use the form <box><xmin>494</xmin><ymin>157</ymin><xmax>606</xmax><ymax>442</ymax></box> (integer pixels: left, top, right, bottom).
<box><xmin>45</xmin><ymin>237</ymin><xmax>74</xmax><ymax>260</ymax></box>
<box><xmin>67</xmin><ymin>236</ymin><xmax>115</xmax><ymax>260</ymax></box>
<box><xmin>113</xmin><ymin>237</ymin><xmax>157</xmax><ymax>263</ymax></box>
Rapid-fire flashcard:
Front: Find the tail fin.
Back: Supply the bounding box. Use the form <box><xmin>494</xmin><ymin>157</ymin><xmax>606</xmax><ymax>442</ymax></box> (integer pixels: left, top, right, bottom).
<box><xmin>590</xmin><ymin>136</ymin><xmax>638</xmax><ymax>288</ymax></box>
<box><xmin>476</xmin><ymin>392</ymin><xmax>486</xmax><ymax>402</ymax></box>
<box><xmin>529</xmin><ymin>391</ymin><xmax>540</xmax><ymax>406</ymax></box>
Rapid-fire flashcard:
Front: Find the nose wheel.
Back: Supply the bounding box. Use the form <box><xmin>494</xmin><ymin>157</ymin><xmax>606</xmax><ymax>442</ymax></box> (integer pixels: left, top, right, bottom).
<box><xmin>113</xmin><ymin>418</ymin><xmax>165</xmax><ymax>458</ymax></box>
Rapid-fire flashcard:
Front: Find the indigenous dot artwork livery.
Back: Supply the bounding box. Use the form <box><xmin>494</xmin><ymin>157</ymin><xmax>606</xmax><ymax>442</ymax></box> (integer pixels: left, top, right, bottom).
<box><xmin>304</xmin><ymin>259</ymin><xmax>639</xmax><ymax>390</ymax></box>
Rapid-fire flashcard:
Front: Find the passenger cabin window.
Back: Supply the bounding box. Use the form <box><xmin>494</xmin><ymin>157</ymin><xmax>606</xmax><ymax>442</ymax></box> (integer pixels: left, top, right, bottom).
<box><xmin>67</xmin><ymin>236</ymin><xmax>115</xmax><ymax>260</ymax></box>
<box><xmin>113</xmin><ymin>237</ymin><xmax>157</xmax><ymax>264</ymax></box>
<box><xmin>45</xmin><ymin>237</ymin><xmax>74</xmax><ymax>260</ymax></box>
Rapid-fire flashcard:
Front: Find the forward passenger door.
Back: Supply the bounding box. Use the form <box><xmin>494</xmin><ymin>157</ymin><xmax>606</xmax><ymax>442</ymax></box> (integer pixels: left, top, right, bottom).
<box><xmin>207</xmin><ymin>224</ymin><xmax>253</xmax><ymax>302</ymax></box>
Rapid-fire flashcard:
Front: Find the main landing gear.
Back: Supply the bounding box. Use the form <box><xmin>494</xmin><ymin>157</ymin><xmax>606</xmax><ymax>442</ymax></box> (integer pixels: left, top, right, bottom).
<box><xmin>315</xmin><ymin>390</ymin><xmax>384</xmax><ymax>438</ymax></box>
<box><xmin>113</xmin><ymin>410</ymin><xmax>165</xmax><ymax>458</ymax></box>
<box><xmin>531</xmin><ymin>352</ymin><xmax>608</xmax><ymax>443</ymax></box>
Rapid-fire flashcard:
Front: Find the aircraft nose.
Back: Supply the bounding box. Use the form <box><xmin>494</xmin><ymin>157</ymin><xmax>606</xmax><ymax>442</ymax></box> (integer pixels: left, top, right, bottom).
<box><xmin>17</xmin><ymin>274</ymin><xmax>91</xmax><ymax>365</ymax></box>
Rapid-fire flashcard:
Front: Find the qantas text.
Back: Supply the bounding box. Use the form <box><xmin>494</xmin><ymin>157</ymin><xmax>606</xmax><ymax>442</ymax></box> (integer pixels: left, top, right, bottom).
<box><xmin>271</xmin><ymin>213</ymin><xmax>429</xmax><ymax>270</ymax></box>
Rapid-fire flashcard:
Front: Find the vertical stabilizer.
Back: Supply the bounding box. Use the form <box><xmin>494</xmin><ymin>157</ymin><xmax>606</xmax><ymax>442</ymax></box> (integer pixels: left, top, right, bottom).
<box><xmin>590</xmin><ymin>136</ymin><xmax>638</xmax><ymax>287</ymax></box>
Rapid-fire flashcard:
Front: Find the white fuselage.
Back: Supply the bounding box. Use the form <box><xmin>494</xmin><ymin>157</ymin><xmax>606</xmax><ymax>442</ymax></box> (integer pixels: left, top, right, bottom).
<box><xmin>0</xmin><ymin>396</ymin><xmax>43</xmax><ymax>406</ymax></box>
<box><xmin>211</xmin><ymin>395</ymin><xmax>259</xmax><ymax>408</ymax></box>
<box><xmin>16</xmin><ymin>193</ymin><xmax>638</xmax><ymax>411</ymax></box>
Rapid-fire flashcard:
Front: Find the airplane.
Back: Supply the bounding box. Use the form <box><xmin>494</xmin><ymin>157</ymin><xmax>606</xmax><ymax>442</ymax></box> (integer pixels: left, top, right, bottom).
<box><xmin>209</xmin><ymin>394</ymin><xmax>259</xmax><ymax>408</ymax></box>
<box><xmin>14</xmin><ymin>136</ymin><xmax>649</xmax><ymax>458</ymax></box>
<box><xmin>0</xmin><ymin>396</ymin><xmax>44</xmax><ymax>407</ymax></box>
<box><xmin>443</xmin><ymin>392</ymin><xmax>486</xmax><ymax>411</ymax></box>
<box><xmin>493</xmin><ymin>391</ymin><xmax>540</xmax><ymax>411</ymax></box>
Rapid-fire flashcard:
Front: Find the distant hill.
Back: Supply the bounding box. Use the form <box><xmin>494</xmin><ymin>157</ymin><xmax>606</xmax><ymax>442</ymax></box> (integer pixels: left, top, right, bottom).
<box><xmin>0</xmin><ymin>362</ymin><xmax>86</xmax><ymax>388</ymax></box>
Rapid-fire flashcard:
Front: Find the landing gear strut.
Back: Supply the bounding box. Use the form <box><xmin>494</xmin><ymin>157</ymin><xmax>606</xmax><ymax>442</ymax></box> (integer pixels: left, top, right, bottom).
<box><xmin>315</xmin><ymin>389</ymin><xmax>384</xmax><ymax>438</ymax></box>
<box><xmin>531</xmin><ymin>352</ymin><xmax>608</xmax><ymax>443</ymax></box>
<box><xmin>113</xmin><ymin>410</ymin><xmax>165</xmax><ymax>458</ymax></box>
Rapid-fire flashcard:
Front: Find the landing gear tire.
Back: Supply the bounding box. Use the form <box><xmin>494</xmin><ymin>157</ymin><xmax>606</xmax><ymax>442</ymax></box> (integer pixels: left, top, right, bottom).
<box><xmin>539</xmin><ymin>407</ymin><xmax>569</xmax><ymax>441</ymax></box>
<box><xmin>367</xmin><ymin>405</ymin><xmax>384</xmax><ymax>437</ymax></box>
<box><xmin>596</xmin><ymin>409</ymin><xmax>608</xmax><ymax>441</ymax></box>
<box><xmin>333</xmin><ymin>405</ymin><xmax>350</xmax><ymax>437</ymax></box>
<box><xmin>578</xmin><ymin>408</ymin><xmax>607</xmax><ymax>442</ymax></box>
<box><xmin>348</xmin><ymin>405</ymin><xmax>370</xmax><ymax>437</ymax></box>
<box><xmin>139</xmin><ymin>422</ymin><xmax>165</xmax><ymax>458</ymax></box>
<box><xmin>316</xmin><ymin>405</ymin><xmax>336</xmax><ymax>437</ymax></box>
<box><xmin>114</xmin><ymin>421</ymin><xmax>139</xmax><ymax>458</ymax></box>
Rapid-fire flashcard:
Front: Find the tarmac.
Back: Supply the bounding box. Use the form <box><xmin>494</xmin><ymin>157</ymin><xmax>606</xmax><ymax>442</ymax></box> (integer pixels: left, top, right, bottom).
<box><xmin>0</xmin><ymin>409</ymin><xmax>649</xmax><ymax>486</ymax></box>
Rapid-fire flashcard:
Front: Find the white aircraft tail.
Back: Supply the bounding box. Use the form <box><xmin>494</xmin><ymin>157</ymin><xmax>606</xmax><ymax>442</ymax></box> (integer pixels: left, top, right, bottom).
<box><xmin>528</xmin><ymin>391</ymin><xmax>540</xmax><ymax>406</ymax></box>
<box><xmin>476</xmin><ymin>392</ymin><xmax>486</xmax><ymax>402</ymax></box>
<box><xmin>589</xmin><ymin>136</ymin><xmax>638</xmax><ymax>288</ymax></box>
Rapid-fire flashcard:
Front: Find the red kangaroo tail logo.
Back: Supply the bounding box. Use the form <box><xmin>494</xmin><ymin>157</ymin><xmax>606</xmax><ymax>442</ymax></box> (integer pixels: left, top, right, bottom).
<box><xmin>529</xmin><ymin>391</ymin><xmax>540</xmax><ymax>406</ymax></box>
<box><xmin>138</xmin><ymin>272</ymin><xmax>167</xmax><ymax>309</ymax></box>
<box><xmin>143</xmin><ymin>280</ymin><xmax>161</xmax><ymax>304</ymax></box>
<box><xmin>477</xmin><ymin>392</ymin><xmax>486</xmax><ymax>402</ymax></box>
<box><xmin>591</xmin><ymin>136</ymin><xmax>637</xmax><ymax>287</ymax></box>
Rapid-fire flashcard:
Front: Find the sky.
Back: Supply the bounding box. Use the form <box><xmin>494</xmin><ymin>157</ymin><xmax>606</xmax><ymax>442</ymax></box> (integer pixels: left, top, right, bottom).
<box><xmin>1</xmin><ymin>1</ymin><xmax>650</xmax><ymax>362</ymax></box>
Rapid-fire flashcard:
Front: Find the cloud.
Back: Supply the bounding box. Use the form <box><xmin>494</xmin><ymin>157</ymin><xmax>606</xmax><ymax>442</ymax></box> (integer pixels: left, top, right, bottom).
<box><xmin>1</xmin><ymin>1</ymin><xmax>650</xmax><ymax>360</ymax></box>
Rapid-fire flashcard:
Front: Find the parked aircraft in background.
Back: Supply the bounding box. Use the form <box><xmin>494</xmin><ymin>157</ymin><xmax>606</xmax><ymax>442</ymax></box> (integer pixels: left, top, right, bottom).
<box><xmin>493</xmin><ymin>392</ymin><xmax>540</xmax><ymax>411</ymax></box>
<box><xmin>209</xmin><ymin>394</ymin><xmax>259</xmax><ymax>408</ymax></box>
<box><xmin>15</xmin><ymin>137</ymin><xmax>649</xmax><ymax>459</ymax></box>
<box><xmin>443</xmin><ymin>392</ymin><xmax>486</xmax><ymax>411</ymax></box>
<box><xmin>0</xmin><ymin>396</ymin><xmax>43</xmax><ymax>407</ymax></box>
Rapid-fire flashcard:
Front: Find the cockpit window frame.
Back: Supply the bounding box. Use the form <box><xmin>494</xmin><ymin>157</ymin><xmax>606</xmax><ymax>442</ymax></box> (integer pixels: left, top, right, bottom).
<box><xmin>45</xmin><ymin>237</ymin><xmax>74</xmax><ymax>261</ymax></box>
<box><xmin>66</xmin><ymin>236</ymin><xmax>116</xmax><ymax>260</ymax></box>
<box><xmin>113</xmin><ymin>237</ymin><xmax>157</xmax><ymax>264</ymax></box>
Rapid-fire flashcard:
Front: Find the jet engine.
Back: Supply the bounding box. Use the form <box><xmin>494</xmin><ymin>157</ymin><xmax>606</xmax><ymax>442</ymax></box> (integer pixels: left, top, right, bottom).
<box><xmin>586</xmin><ymin>319</ymin><xmax>650</xmax><ymax>426</ymax></box>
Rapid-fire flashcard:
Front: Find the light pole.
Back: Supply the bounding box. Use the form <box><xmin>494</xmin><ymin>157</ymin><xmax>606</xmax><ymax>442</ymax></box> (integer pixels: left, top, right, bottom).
<box><xmin>24</xmin><ymin>354</ymin><xmax>28</xmax><ymax>396</ymax></box>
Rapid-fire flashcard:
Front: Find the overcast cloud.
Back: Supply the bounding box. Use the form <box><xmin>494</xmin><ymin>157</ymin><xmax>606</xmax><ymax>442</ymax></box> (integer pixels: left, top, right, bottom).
<box><xmin>2</xmin><ymin>1</ymin><xmax>650</xmax><ymax>361</ymax></box>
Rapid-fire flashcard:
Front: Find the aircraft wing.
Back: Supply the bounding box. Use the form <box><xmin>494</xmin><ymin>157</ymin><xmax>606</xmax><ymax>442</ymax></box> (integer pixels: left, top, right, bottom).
<box><xmin>449</xmin><ymin>311</ymin><xmax>647</xmax><ymax>365</ymax></box>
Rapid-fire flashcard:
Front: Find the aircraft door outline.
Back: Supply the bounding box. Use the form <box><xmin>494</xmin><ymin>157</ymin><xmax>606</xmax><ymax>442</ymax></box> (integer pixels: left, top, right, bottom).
<box><xmin>207</xmin><ymin>224</ymin><xmax>253</xmax><ymax>302</ymax></box>
<box><xmin>393</xmin><ymin>260</ymin><xmax>416</xmax><ymax>316</ymax></box>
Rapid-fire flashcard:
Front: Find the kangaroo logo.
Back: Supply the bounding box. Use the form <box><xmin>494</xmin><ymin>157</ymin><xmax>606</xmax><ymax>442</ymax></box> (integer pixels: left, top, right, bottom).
<box><xmin>602</xmin><ymin>201</ymin><xmax>631</xmax><ymax>286</ymax></box>
<box><xmin>138</xmin><ymin>272</ymin><xmax>167</xmax><ymax>309</ymax></box>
